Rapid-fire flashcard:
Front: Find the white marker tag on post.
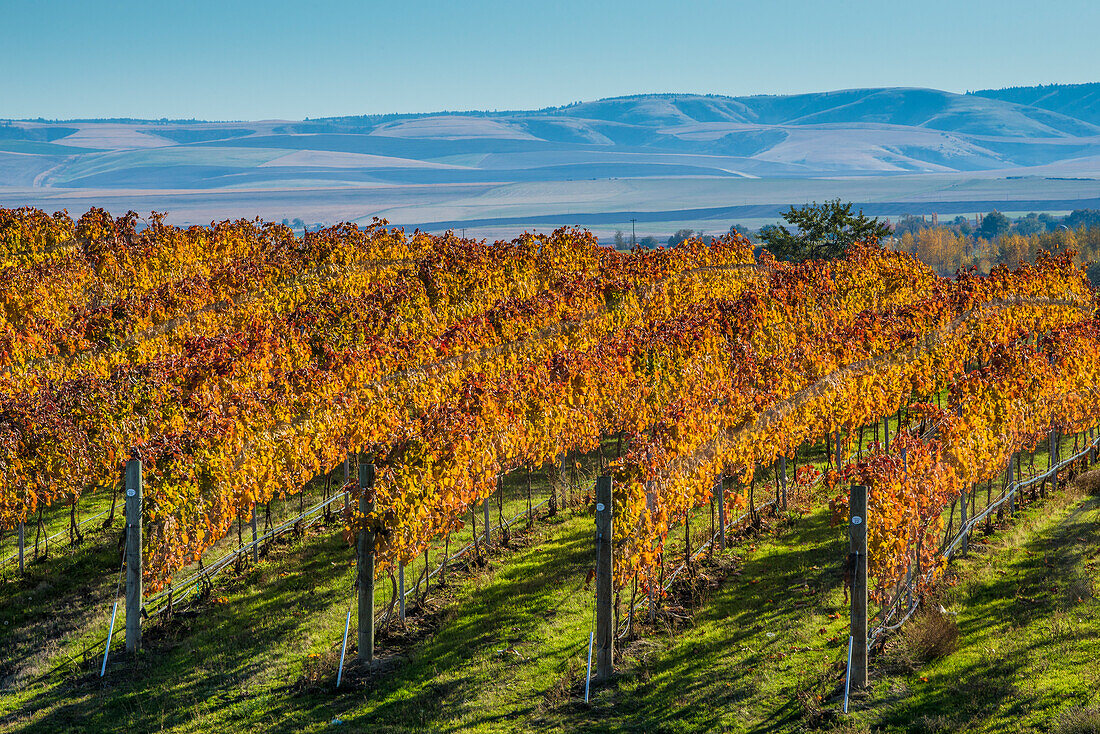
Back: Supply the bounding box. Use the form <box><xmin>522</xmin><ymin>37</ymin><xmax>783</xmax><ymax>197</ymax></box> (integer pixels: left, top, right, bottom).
<box><xmin>596</xmin><ymin>503</ymin><xmax>605</xmax><ymax>512</ymax></box>
<box><xmin>126</xmin><ymin>489</ymin><xmax>136</xmax><ymax>497</ymax></box>
<box><xmin>851</xmin><ymin>516</ymin><xmax>862</xmax><ymax>525</ymax></box>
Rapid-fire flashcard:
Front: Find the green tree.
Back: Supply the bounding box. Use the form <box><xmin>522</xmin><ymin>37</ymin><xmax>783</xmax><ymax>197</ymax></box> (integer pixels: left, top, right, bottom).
<box><xmin>1015</xmin><ymin>212</ymin><xmax>1044</xmax><ymax>236</ymax></box>
<box><xmin>1066</xmin><ymin>209</ymin><xmax>1100</xmax><ymax>230</ymax></box>
<box><xmin>977</xmin><ymin>210</ymin><xmax>1011</xmax><ymax>240</ymax></box>
<box><xmin>667</xmin><ymin>228</ymin><xmax>695</xmax><ymax>246</ymax></box>
<box><xmin>951</xmin><ymin>215</ymin><xmax>974</xmax><ymax>237</ymax></box>
<box><xmin>1038</xmin><ymin>213</ymin><xmax>1059</xmax><ymax>232</ymax></box>
<box><xmin>759</xmin><ymin>199</ymin><xmax>890</xmax><ymax>262</ymax></box>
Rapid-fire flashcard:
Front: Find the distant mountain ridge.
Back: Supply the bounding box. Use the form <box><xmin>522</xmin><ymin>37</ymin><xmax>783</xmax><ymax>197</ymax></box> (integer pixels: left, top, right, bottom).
<box><xmin>301</xmin><ymin>85</ymin><xmax>1100</xmax><ymax>137</ymax></box>
<box><xmin>533</xmin><ymin>87</ymin><xmax>1100</xmax><ymax>138</ymax></box>
<box><xmin>13</xmin><ymin>83</ymin><xmax>1099</xmax><ymax>136</ymax></box>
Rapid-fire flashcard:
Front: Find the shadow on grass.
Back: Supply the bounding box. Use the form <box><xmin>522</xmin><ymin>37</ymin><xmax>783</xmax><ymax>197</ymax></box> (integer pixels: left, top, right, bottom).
<box><xmin>3</xmin><ymin>526</ymin><xmax>355</xmax><ymax>733</ymax></box>
<box><xmin>871</xmin><ymin>494</ymin><xmax>1100</xmax><ymax>732</ymax></box>
<box><xmin>4</xmin><ymin>513</ymin><xmax>598</xmax><ymax>734</ymax></box>
<box><xmin>0</xmin><ymin>523</ymin><xmax>122</xmax><ymax>687</ymax></box>
<box><xmin>558</xmin><ymin>511</ymin><xmax>852</xmax><ymax>734</ymax></box>
<box><xmin>19</xmin><ymin>480</ymin><xmax>1087</xmax><ymax>733</ymax></box>
<box><xmin>338</xmin><ymin>518</ymin><xmax>596</xmax><ymax>732</ymax></box>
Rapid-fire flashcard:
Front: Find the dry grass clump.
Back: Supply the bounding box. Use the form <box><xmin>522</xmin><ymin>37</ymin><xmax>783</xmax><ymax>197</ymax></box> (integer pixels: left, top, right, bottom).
<box><xmin>1073</xmin><ymin>468</ymin><xmax>1100</xmax><ymax>496</ymax></box>
<box><xmin>793</xmin><ymin>655</ymin><xmax>845</xmax><ymax>728</ymax></box>
<box><xmin>1054</xmin><ymin>706</ymin><xmax>1100</xmax><ymax>734</ymax></box>
<box><xmin>295</xmin><ymin>642</ymin><xmax>344</xmax><ymax>690</ymax></box>
<box><xmin>890</xmin><ymin>603</ymin><xmax>959</xmax><ymax>670</ymax></box>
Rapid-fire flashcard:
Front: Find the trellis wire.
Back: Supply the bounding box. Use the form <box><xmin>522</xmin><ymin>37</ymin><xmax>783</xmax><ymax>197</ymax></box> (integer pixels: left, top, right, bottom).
<box><xmin>2</xmin><ymin>509</ymin><xmax>111</xmax><ymax>569</ymax></box>
<box><xmin>868</xmin><ymin>427</ymin><xmax>1100</xmax><ymax>649</ymax></box>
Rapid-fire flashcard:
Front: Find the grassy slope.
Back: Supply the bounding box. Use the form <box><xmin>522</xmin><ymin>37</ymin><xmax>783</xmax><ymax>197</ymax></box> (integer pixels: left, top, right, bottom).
<box><xmin>0</xmin><ymin>443</ymin><xmax>853</xmax><ymax>733</ymax></box>
<box><xmin>846</xmin><ymin>476</ymin><xmax>1100</xmax><ymax>733</ymax></box>
<box><xmin>1</xmin><ymin>491</ymin><xmax>114</xmax><ymax>574</ymax></box>
<box><xmin>0</xmin><ymin>508</ymin><xmax>600</xmax><ymax>733</ymax></box>
<box><xmin>2</xmin><ymin>507</ymin><xmax>842</xmax><ymax>734</ymax></box>
<box><xmin>3</xmin><ymin>427</ymin><xmax>1099</xmax><ymax>733</ymax></box>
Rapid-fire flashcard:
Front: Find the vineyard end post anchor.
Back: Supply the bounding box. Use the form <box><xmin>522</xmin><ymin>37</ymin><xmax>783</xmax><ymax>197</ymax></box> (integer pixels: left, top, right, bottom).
<box><xmin>848</xmin><ymin>484</ymin><xmax>868</xmax><ymax>690</ymax></box>
<box><xmin>125</xmin><ymin>457</ymin><xmax>143</xmax><ymax>653</ymax></box>
<box><xmin>595</xmin><ymin>476</ymin><xmax>614</xmax><ymax>681</ymax></box>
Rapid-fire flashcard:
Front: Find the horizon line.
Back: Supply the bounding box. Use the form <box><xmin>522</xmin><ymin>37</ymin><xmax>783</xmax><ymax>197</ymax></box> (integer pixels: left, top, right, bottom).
<box><xmin>5</xmin><ymin>81</ymin><xmax>1099</xmax><ymax>126</ymax></box>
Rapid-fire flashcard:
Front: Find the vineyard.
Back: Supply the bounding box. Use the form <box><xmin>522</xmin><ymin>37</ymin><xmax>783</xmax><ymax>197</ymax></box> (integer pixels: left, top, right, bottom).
<box><xmin>2</xmin><ymin>206</ymin><xmax>1100</xmax><ymax>731</ymax></box>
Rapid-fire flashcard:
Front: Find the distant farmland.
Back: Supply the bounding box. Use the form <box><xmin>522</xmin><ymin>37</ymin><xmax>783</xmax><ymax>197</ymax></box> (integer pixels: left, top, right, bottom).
<box><xmin>3</xmin><ymin>86</ymin><xmax>1100</xmax><ymax>238</ymax></box>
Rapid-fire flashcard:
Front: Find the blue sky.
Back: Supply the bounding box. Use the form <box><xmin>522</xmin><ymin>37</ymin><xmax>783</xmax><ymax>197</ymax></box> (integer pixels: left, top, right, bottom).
<box><xmin>3</xmin><ymin>0</ymin><xmax>1097</xmax><ymax>120</ymax></box>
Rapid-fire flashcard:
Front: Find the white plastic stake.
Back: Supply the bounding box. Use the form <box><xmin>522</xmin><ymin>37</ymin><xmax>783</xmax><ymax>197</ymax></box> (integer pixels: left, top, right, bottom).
<box><xmin>101</xmin><ymin>600</ymin><xmax>118</xmax><ymax>677</ymax></box>
<box><xmin>843</xmin><ymin>635</ymin><xmax>854</xmax><ymax>714</ymax></box>
<box><xmin>584</xmin><ymin>630</ymin><xmax>595</xmax><ymax>703</ymax></box>
<box><xmin>336</xmin><ymin>609</ymin><xmax>351</xmax><ymax>688</ymax></box>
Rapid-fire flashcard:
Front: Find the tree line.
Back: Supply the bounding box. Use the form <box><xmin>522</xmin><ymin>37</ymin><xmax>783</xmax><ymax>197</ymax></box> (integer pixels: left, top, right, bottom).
<box><xmin>614</xmin><ymin>203</ymin><xmax>1100</xmax><ymax>284</ymax></box>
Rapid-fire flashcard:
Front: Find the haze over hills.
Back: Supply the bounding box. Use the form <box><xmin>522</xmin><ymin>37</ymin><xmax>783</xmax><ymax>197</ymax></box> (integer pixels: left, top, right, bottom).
<box><xmin>2</xmin><ymin>84</ymin><xmax>1100</xmax><ymax>237</ymax></box>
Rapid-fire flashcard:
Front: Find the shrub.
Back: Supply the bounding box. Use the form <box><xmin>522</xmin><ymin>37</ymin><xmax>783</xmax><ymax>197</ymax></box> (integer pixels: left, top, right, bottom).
<box><xmin>893</xmin><ymin>604</ymin><xmax>959</xmax><ymax>669</ymax></box>
<box><xmin>1076</xmin><ymin>468</ymin><xmax>1100</xmax><ymax>496</ymax></box>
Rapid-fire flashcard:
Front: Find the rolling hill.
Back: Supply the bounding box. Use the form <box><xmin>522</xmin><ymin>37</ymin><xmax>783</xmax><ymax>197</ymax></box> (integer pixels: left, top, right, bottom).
<box><xmin>2</xmin><ymin>85</ymin><xmax>1099</xmax><ymax>234</ymax></box>
<box><xmin>971</xmin><ymin>82</ymin><xmax>1100</xmax><ymax>127</ymax></box>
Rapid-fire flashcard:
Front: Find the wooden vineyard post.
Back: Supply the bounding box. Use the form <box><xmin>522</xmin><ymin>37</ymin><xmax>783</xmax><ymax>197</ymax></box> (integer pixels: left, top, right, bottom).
<box><xmin>1007</xmin><ymin>453</ymin><xmax>1016</xmax><ymax>516</ymax></box>
<box><xmin>645</xmin><ymin>480</ymin><xmax>657</xmax><ymax>623</ymax></box>
<box><xmin>1049</xmin><ymin>428</ymin><xmax>1055</xmax><ymax>472</ymax></box>
<box><xmin>526</xmin><ymin>464</ymin><xmax>533</xmax><ymax>523</ymax></box>
<box><xmin>835</xmin><ymin>431</ymin><xmax>844</xmax><ymax>469</ymax></box>
<box><xmin>1050</xmin><ymin>428</ymin><xmax>1059</xmax><ymax>495</ymax></box>
<box><xmin>708</xmin><ymin>494</ymin><xmax>715</xmax><ymax>558</ymax></box>
<box><xmin>779</xmin><ymin>456</ymin><xmax>788</xmax><ymax>510</ymax></box>
<box><xmin>883</xmin><ymin>415</ymin><xmax>890</xmax><ymax>453</ymax></box>
<box><xmin>250</xmin><ymin>504</ymin><xmax>258</xmax><ymax>563</ymax></box>
<box><xmin>848</xmin><ymin>485</ymin><xmax>868</xmax><ymax>690</ymax></box>
<box><xmin>595</xmin><ymin>476</ymin><xmax>614</xmax><ymax>681</ymax></box>
<box><xmin>959</xmin><ymin>486</ymin><xmax>968</xmax><ymax>555</ymax></box>
<box><xmin>344</xmin><ymin>455</ymin><xmax>350</xmax><ymax>512</ymax></box>
<box><xmin>17</xmin><ymin>521</ymin><xmax>24</xmax><ymax>574</ymax></box>
<box><xmin>647</xmin><ymin>573</ymin><xmax>655</xmax><ymax>624</ymax></box>
<box><xmin>483</xmin><ymin>495</ymin><xmax>491</xmax><ymax>549</ymax></box>
<box><xmin>560</xmin><ymin>453</ymin><xmax>569</xmax><ymax>509</ymax></box>
<box><xmin>358</xmin><ymin>460</ymin><xmax>376</xmax><ymax>665</ymax></box>
<box><xmin>548</xmin><ymin>460</ymin><xmax>558</xmax><ymax>517</ymax></box>
<box><xmin>684</xmin><ymin>511</ymin><xmax>691</xmax><ymax>571</ymax></box>
<box><xmin>125</xmin><ymin>457</ymin><xmax>143</xmax><ymax>653</ymax></box>
<box><xmin>716</xmin><ymin>477</ymin><xmax>727</xmax><ymax>551</ymax></box>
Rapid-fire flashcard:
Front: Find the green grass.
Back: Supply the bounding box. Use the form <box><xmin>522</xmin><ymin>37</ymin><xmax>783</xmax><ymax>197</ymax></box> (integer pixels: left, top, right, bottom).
<box><xmin>0</xmin><ymin>431</ymin><xmax>836</xmax><ymax>733</ymax></box>
<box><xmin>1</xmin><ymin>487</ymin><xmax>118</xmax><ymax>577</ymax></box>
<box><xmin>0</xmin><ymin>484</ymin><xmax>855</xmax><ymax>732</ymax></box>
<box><xmin>842</xmin><ymin>474</ymin><xmax>1100</xmax><ymax>733</ymax></box>
<box><xmin>3</xmin><ymin>430</ymin><xmax>1098</xmax><ymax>733</ymax></box>
<box><xmin>0</xmin><ymin>505</ymin><xmax>599</xmax><ymax>732</ymax></box>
